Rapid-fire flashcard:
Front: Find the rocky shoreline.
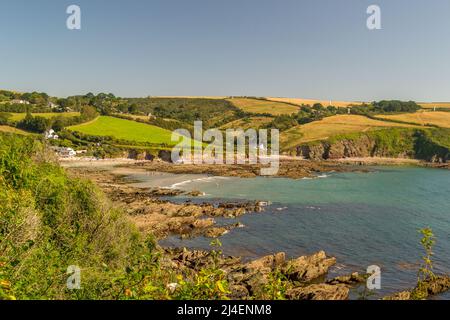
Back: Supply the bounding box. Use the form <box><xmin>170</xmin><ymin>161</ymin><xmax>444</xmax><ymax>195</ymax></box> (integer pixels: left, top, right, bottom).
<box><xmin>164</xmin><ymin>248</ymin><xmax>366</xmax><ymax>300</ymax></box>
<box><xmin>68</xmin><ymin>167</ymin><xmax>266</xmax><ymax>239</ymax></box>
<box><xmin>67</xmin><ymin>166</ymin><xmax>369</xmax><ymax>299</ymax></box>
<box><xmin>122</xmin><ymin>159</ymin><xmax>375</xmax><ymax>179</ymax></box>
<box><xmin>66</xmin><ymin>164</ymin><xmax>450</xmax><ymax>300</ymax></box>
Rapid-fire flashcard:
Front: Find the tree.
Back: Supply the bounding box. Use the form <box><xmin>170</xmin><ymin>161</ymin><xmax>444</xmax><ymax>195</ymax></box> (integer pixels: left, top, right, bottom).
<box><xmin>0</xmin><ymin>112</ymin><xmax>12</xmax><ymax>125</ymax></box>
<box><xmin>80</xmin><ymin>105</ymin><xmax>98</xmax><ymax>120</ymax></box>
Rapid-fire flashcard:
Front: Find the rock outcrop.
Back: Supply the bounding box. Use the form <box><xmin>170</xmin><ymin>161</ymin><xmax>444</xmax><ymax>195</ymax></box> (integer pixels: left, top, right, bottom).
<box><xmin>286</xmin><ymin>284</ymin><xmax>349</xmax><ymax>300</ymax></box>
<box><xmin>384</xmin><ymin>276</ymin><xmax>450</xmax><ymax>300</ymax></box>
<box><xmin>281</xmin><ymin>250</ymin><xmax>336</xmax><ymax>282</ymax></box>
<box><xmin>294</xmin><ymin>129</ymin><xmax>449</xmax><ymax>163</ymax></box>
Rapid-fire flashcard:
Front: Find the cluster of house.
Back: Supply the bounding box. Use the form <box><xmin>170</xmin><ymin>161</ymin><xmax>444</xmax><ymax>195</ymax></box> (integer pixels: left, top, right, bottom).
<box><xmin>9</xmin><ymin>99</ymin><xmax>60</xmax><ymax>109</ymax></box>
<box><xmin>51</xmin><ymin>146</ymin><xmax>87</xmax><ymax>158</ymax></box>
<box><xmin>44</xmin><ymin>130</ymin><xmax>86</xmax><ymax>158</ymax></box>
<box><xmin>10</xmin><ymin>99</ymin><xmax>30</xmax><ymax>105</ymax></box>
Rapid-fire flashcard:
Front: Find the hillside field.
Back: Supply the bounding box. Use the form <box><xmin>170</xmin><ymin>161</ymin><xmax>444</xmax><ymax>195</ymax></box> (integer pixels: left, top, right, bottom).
<box><xmin>377</xmin><ymin>112</ymin><xmax>450</xmax><ymax>128</ymax></box>
<box><xmin>280</xmin><ymin>114</ymin><xmax>420</xmax><ymax>150</ymax></box>
<box><xmin>0</xmin><ymin>125</ymin><xmax>32</xmax><ymax>135</ymax></box>
<box><xmin>219</xmin><ymin>117</ymin><xmax>273</xmax><ymax>130</ymax></box>
<box><xmin>228</xmin><ymin>98</ymin><xmax>299</xmax><ymax>115</ymax></box>
<box><xmin>68</xmin><ymin>116</ymin><xmax>182</xmax><ymax>145</ymax></box>
<box><xmin>419</xmin><ymin>103</ymin><xmax>450</xmax><ymax>109</ymax></box>
<box><xmin>267</xmin><ymin>97</ymin><xmax>363</xmax><ymax>108</ymax></box>
<box><xmin>9</xmin><ymin>112</ymin><xmax>80</xmax><ymax>121</ymax></box>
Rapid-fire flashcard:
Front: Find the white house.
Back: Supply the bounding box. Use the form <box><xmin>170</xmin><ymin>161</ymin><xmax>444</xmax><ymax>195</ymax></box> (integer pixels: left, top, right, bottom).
<box><xmin>48</xmin><ymin>102</ymin><xmax>60</xmax><ymax>109</ymax></box>
<box><xmin>44</xmin><ymin>129</ymin><xmax>59</xmax><ymax>140</ymax></box>
<box><xmin>57</xmin><ymin>147</ymin><xmax>76</xmax><ymax>158</ymax></box>
<box><xmin>10</xmin><ymin>99</ymin><xmax>30</xmax><ymax>105</ymax></box>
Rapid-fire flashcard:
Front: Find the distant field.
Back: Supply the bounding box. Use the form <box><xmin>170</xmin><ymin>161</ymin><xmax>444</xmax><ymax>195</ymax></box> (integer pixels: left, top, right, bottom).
<box><xmin>0</xmin><ymin>125</ymin><xmax>31</xmax><ymax>135</ymax></box>
<box><xmin>114</xmin><ymin>114</ymin><xmax>151</xmax><ymax>121</ymax></box>
<box><xmin>377</xmin><ymin>111</ymin><xmax>450</xmax><ymax>128</ymax></box>
<box><xmin>280</xmin><ymin>115</ymin><xmax>420</xmax><ymax>150</ymax></box>
<box><xmin>9</xmin><ymin>112</ymin><xmax>80</xmax><ymax>121</ymax></box>
<box><xmin>68</xmin><ymin>116</ymin><xmax>182</xmax><ymax>145</ymax></box>
<box><xmin>267</xmin><ymin>97</ymin><xmax>363</xmax><ymax>108</ymax></box>
<box><xmin>220</xmin><ymin>117</ymin><xmax>273</xmax><ymax>130</ymax></box>
<box><xmin>153</xmin><ymin>96</ymin><xmax>227</xmax><ymax>100</ymax></box>
<box><xmin>419</xmin><ymin>103</ymin><xmax>450</xmax><ymax>109</ymax></box>
<box><xmin>228</xmin><ymin>98</ymin><xmax>299</xmax><ymax>115</ymax></box>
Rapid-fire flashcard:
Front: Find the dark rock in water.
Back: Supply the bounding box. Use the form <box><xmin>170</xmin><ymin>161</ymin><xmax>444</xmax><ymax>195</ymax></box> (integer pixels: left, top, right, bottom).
<box><xmin>187</xmin><ymin>190</ymin><xmax>205</xmax><ymax>197</ymax></box>
<box><xmin>149</xmin><ymin>188</ymin><xmax>184</xmax><ymax>197</ymax></box>
<box><xmin>384</xmin><ymin>291</ymin><xmax>412</xmax><ymax>300</ymax></box>
<box><xmin>326</xmin><ymin>272</ymin><xmax>366</xmax><ymax>286</ymax></box>
<box><xmin>422</xmin><ymin>276</ymin><xmax>450</xmax><ymax>296</ymax></box>
<box><xmin>204</xmin><ymin>227</ymin><xmax>229</xmax><ymax>238</ymax></box>
<box><xmin>286</xmin><ymin>284</ymin><xmax>349</xmax><ymax>300</ymax></box>
<box><xmin>384</xmin><ymin>276</ymin><xmax>450</xmax><ymax>300</ymax></box>
<box><xmin>281</xmin><ymin>251</ymin><xmax>336</xmax><ymax>282</ymax></box>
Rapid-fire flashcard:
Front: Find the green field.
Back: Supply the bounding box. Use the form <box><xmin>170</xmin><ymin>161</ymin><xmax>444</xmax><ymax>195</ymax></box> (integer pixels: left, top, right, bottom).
<box><xmin>9</xmin><ymin>112</ymin><xmax>80</xmax><ymax>121</ymax></box>
<box><xmin>68</xmin><ymin>116</ymin><xmax>183</xmax><ymax>145</ymax></box>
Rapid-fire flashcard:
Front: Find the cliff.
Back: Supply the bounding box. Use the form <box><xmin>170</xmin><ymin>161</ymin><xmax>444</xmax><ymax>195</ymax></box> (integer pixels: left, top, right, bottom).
<box><xmin>290</xmin><ymin>128</ymin><xmax>450</xmax><ymax>163</ymax></box>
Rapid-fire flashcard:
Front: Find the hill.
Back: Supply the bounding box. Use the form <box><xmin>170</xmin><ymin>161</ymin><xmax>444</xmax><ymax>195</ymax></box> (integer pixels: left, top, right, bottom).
<box><xmin>280</xmin><ymin>114</ymin><xmax>421</xmax><ymax>150</ymax></box>
<box><xmin>9</xmin><ymin>112</ymin><xmax>80</xmax><ymax>122</ymax></box>
<box><xmin>419</xmin><ymin>103</ymin><xmax>450</xmax><ymax>110</ymax></box>
<box><xmin>267</xmin><ymin>97</ymin><xmax>362</xmax><ymax>108</ymax></box>
<box><xmin>219</xmin><ymin>117</ymin><xmax>274</xmax><ymax>130</ymax></box>
<box><xmin>228</xmin><ymin>98</ymin><xmax>299</xmax><ymax>115</ymax></box>
<box><xmin>0</xmin><ymin>125</ymin><xmax>32</xmax><ymax>135</ymax></box>
<box><xmin>376</xmin><ymin>112</ymin><xmax>450</xmax><ymax>128</ymax></box>
<box><xmin>68</xmin><ymin>116</ymin><xmax>181</xmax><ymax>146</ymax></box>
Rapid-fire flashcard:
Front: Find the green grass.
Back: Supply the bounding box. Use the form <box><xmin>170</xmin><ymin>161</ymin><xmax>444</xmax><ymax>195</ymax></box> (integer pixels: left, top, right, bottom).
<box><xmin>68</xmin><ymin>116</ymin><xmax>183</xmax><ymax>146</ymax></box>
<box><xmin>9</xmin><ymin>112</ymin><xmax>80</xmax><ymax>121</ymax></box>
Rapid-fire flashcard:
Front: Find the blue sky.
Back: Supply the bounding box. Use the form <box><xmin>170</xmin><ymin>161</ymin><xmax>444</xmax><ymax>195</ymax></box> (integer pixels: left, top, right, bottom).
<box><xmin>1</xmin><ymin>0</ymin><xmax>450</xmax><ymax>101</ymax></box>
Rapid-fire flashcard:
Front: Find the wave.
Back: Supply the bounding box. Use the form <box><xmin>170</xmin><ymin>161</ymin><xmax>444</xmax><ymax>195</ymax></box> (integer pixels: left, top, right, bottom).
<box><xmin>168</xmin><ymin>176</ymin><xmax>230</xmax><ymax>189</ymax></box>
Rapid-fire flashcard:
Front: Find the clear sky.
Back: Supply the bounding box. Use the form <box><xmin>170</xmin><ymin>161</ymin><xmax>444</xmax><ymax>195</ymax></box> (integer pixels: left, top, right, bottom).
<box><xmin>1</xmin><ymin>0</ymin><xmax>450</xmax><ymax>101</ymax></box>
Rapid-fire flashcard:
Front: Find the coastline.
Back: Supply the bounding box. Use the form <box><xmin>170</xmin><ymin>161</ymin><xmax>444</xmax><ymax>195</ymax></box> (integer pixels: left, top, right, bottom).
<box><xmin>65</xmin><ymin>163</ymin><xmax>371</xmax><ymax>300</ymax></box>
<box><xmin>63</xmin><ymin>156</ymin><xmax>450</xmax><ymax>299</ymax></box>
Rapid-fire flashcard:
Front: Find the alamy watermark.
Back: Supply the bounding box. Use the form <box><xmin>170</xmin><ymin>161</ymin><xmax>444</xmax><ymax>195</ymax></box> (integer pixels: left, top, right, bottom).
<box><xmin>367</xmin><ymin>265</ymin><xmax>381</xmax><ymax>290</ymax></box>
<box><xmin>171</xmin><ymin>121</ymin><xmax>280</xmax><ymax>176</ymax></box>
<box><xmin>66</xmin><ymin>265</ymin><xmax>81</xmax><ymax>290</ymax></box>
<box><xmin>367</xmin><ymin>5</ymin><xmax>381</xmax><ymax>30</ymax></box>
<box><xmin>65</xmin><ymin>5</ymin><xmax>382</xmax><ymax>32</ymax></box>
<box><xmin>66</xmin><ymin>5</ymin><xmax>81</xmax><ymax>30</ymax></box>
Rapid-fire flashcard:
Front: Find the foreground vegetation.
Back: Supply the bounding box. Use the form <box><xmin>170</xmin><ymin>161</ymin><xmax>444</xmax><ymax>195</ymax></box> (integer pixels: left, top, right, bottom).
<box><xmin>0</xmin><ymin>134</ymin><xmax>234</xmax><ymax>300</ymax></box>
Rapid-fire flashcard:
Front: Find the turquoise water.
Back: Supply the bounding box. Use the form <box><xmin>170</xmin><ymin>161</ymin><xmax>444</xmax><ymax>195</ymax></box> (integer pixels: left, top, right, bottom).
<box><xmin>129</xmin><ymin>166</ymin><xmax>450</xmax><ymax>298</ymax></box>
